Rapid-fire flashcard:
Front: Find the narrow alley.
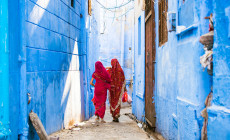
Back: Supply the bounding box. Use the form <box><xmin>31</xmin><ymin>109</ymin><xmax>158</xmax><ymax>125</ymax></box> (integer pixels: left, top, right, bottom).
<box><xmin>0</xmin><ymin>0</ymin><xmax>230</xmax><ymax>140</ymax></box>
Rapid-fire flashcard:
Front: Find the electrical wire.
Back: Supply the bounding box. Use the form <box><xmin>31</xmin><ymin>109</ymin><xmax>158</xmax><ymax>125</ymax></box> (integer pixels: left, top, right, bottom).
<box><xmin>105</xmin><ymin>7</ymin><xmax>134</xmax><ymax>19</ymax></box>
<box><xmin>95</xmin><ymin>0</ymin><xmax>133</xmax><ymax>10</ymax></box>
<box><xmin>95</xmin><ymin>0</ymin><xmax>116</xmax><ymax>12</ymax></box>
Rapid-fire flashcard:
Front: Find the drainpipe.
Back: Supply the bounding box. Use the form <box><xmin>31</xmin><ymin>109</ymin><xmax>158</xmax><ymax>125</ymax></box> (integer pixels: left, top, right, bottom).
<box><xmin>0</xmin><ymin>0</ymin><xmax>10</xmax><ymax>138</ymax></box>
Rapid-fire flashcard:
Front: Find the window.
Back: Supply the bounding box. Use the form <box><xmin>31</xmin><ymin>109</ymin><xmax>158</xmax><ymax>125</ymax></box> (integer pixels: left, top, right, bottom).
<box><xmin>88</xmin><ymin>0</ymin><xmax>92</xmax><ymax>16</ymax></box>
<box><xmin>159</xmin><ymin>0</ymin><xmax>168</xmax><ymax>46</ymax></box>
<box><xmin>138</xmin><ymin>16</ymin><xmax>141</xmax><ymax>55</ymax></box>
<box><xmin>71</xmin><ymin>0</ymin><xmax>74</xmax><ymax>8</ymax></box>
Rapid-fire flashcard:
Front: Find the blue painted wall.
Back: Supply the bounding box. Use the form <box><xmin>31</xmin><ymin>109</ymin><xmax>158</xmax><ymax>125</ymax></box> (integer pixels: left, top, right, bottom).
<box><xmin>0</xmin><ymin>0</ymin><xmax>10</xmax><ymax>139</ymax></box>
<box><xmin>132</xmin><ymin>11</ymin><xmax>146</xmax><ymax>122</ymax></box>
<box><xmin>25</xmin><ymin>0</ymin><xmax>86</xmax><ymax>138</ymax></box>
<box><xmin>124</xmin><ymin>9</ymin><xmax>135</xmax><ymax>81</ymax></box>
<box><xmin>124</xmin><ymin>9</ymin><xmax>135</xmax><ymax>97</ymax></box>
<box><xmin>84</xmin><ymin>0</ymin><xmax>101</xmax><ymax>120</ymax></box>
<box><xmin>207</xmin><ymin>0</ymin><xmax>230</xmax><ymax>139</ymax></box>
<box><xmin>154</xmin><ymin>0</ymin><xmax>213</xmax><ymax>139</ymax></box>
<box><xmin>1</xmin><ymin>0</ymin><xmax>26</xmax><ymax>139</ymax></box>
<box><xmin>1</xmin><ymin>0</ymin><xmax>92</xmax><ymax>139</ymax></box>
<box><xmin>0</xmin><ymin>0</ymin><xmax>97</xmax><ymax>139</ymax></box>
<box><xmin>8</xmin><ymin>0</ymin><xmax>22</xmax><ymax>139</ymax></box>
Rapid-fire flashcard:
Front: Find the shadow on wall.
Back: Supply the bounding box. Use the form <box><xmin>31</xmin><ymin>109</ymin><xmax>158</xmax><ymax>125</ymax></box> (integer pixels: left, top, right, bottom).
<box><xmin>25</xmin><ymin>0</ymin><xmax>85</xmax><ymax>138</ymax></box>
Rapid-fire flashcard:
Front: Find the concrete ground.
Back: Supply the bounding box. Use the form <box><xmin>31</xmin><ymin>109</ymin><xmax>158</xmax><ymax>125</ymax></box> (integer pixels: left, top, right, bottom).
<box><xmin>50</xmin><ymin>107</ymin><xmax>155</xmax><ymax>140</ymax></box>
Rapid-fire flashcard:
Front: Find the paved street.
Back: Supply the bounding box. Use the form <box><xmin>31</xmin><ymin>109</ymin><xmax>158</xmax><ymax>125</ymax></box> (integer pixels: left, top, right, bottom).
<box><xmin>50</xmin><ymin>107</ymin><xmax>154</xmax><ymax>140</ymax></box>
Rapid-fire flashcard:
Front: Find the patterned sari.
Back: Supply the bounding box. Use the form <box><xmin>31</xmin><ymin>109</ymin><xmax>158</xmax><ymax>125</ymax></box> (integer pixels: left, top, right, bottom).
<box><xmin>108</xmin><ymin>59</ymin><xmax>126</xmax><ymax>119</ymax></box>
<box><xmin>92</xmin><ymin>61</ymin><xmax>111</xmax><ymax>119</ymax></box>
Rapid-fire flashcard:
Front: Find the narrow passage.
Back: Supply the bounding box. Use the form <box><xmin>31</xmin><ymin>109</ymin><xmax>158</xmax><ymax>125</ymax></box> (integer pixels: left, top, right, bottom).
<box><xmin>50</xmin><ymin>107</ymin><xmax>153</xmax><ymax>140</ymax></box>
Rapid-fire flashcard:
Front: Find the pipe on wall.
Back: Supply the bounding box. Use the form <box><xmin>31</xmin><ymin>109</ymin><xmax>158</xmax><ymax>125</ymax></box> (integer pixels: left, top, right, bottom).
<box><xmin>0</xmin><ymin>0</ymin><xmax>10</xmax><ymax>138</ymax></box>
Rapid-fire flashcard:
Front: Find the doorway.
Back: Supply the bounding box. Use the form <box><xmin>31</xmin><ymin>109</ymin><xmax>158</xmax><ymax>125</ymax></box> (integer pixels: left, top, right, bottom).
<box><xmin>145</xmin><ymin>0</ymin><xmax>156</xmax><ymax>128</ymax></box>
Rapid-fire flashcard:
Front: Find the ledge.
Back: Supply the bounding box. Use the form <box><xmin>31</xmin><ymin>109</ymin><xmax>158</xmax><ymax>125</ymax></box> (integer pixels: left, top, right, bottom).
<box><xmin>176</xmin><ymin>24</ymin><xmax>198</xmax><ymax>36</ymax></box>
<box><xmin>176</xmin><ymin>97</ymin><xmax>199</xmax><ymax>107</ymax></box>
<box><xmin>136</xmin><ymin>92</ymin><xmax>144</xmax><ymax>100</ymax></box>
<box><xmin>207</xmin><ymin>104</ymin><xmax>230</xmax><ymax>115</ymax></box>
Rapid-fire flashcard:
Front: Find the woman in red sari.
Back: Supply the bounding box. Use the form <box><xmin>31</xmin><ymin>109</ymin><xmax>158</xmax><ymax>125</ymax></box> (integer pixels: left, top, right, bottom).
<box><xmin>107</xmin><ymin>59</ymin><xmax>126</xmax><ymax>122</ymax></box>
<box><xmin>90</xmin><ymin>61</ymin><xmax>111</xmax><ymax>123</ymax></box>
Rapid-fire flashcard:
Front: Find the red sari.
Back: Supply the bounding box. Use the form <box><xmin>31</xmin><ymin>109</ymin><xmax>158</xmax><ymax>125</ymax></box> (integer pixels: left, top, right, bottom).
<box><xmin>92</xmin><ymin>61</ymin><xmax>111</xmax><ymax>119</ymax></box>
<box><xmin>108</xmin><ymin>59</ymin><xmax>125</xmax><ymax>119</ymax></box>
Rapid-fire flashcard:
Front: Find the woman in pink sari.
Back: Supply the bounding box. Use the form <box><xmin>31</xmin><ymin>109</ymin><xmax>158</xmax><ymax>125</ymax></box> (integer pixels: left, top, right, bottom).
<box><xmin>106</xmin><ymin>59</ymin><xmax>126</xmax><ymax>122</ymax></box>
<box><xmin>90</xmin><ymin>61</ymin><xmax>111</xmax><ymax>123</ymax></box>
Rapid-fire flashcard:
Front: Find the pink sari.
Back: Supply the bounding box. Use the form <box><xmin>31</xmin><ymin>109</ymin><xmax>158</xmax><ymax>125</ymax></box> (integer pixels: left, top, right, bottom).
<box><xmin>92</xmin><ymin>61</ymin><xmax>111</xmax><ymax>119</ymax></box>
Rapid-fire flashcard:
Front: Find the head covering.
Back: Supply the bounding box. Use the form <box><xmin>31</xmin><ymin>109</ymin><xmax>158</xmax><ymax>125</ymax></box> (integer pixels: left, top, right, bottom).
<box><xmin>94</xmin><ymin>61</ymin><xmax>111</xmax><ymax>83</ymax></box>
<box><xmin>111</xmin><ymin>59</ymin><xmax>125</xmax><ymax>83</ymax></box>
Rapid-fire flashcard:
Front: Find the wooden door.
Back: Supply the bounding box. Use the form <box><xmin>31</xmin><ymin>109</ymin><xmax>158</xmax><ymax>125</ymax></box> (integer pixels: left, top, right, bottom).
<box><xmin>145</xmin><ymin>0</ymin><xmax>156</xmax><ymax>128</ymax></box>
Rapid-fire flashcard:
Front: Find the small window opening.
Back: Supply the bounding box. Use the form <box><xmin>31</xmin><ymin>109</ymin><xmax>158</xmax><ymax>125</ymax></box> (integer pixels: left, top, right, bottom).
<box><xmin>71</xmin><ymin>0</ymin><xmax>74</xmax><ymax>8</ymax></box>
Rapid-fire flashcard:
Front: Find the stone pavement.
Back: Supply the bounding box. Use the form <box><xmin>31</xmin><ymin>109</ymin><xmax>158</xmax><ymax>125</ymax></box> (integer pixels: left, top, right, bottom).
<box><xmin>50</xmin><ymin>107</ymin><xmax>155</xmax><ymax>140</ymax></box>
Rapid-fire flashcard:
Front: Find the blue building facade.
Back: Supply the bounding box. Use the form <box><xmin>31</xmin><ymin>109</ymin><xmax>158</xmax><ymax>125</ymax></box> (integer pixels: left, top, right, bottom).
<box><xmin>155</xmin><ymin>0</ymin><xmax>213</xmax><ymax>139</ymax></box>
<box><xmin>0</xmin><ymin>0</ymin><xmax>96</xmax><ymax>139</ymax></box>
<box><xmin>131</xmin><ymin>0</ymin><xmax>230</xmax><ymax>139</ymax></box>
<box><xmin>1</xmin><ymin>0</ymin><xmax>230</xmax><ymax>139</ymax></box>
